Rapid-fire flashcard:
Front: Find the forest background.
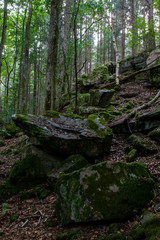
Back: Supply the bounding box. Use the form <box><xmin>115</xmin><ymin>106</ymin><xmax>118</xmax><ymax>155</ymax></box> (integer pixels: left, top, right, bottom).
<box><xmin>0</xmin><ymin>0</ymin><xmax>159</xmax><ymax>121</ymax></box>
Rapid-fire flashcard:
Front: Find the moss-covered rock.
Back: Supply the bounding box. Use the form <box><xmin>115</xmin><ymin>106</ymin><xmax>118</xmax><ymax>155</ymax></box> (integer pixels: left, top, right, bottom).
<box><xmin>48</xmin><ymin>155</ymin><xmax>89</xmax><ymax>182</ymax></box>
<box><xmin>87</xmin><ymin>114</ymin><xmax>113</xmax><ymax>140</ymax></box>
<box><xmin>128</xmin><ymin>134</ymin><xmax>157</xmax><ymax>155</ymax></box>
<box><xmin>56</xmin><ymin>230</ymin><xmax>81</xmax><ymax>240</ymax></box>
<box><xmin>105</xmin><ymin>232</ymin><xmax>126</xmax><ymax>240</ymax></box>
<box><xmin>55</xmin><ymin>161</ymin><xmax>156</xmax><ymax>225</ymax></box>
<box><xmin>131</xmin><ymin>215</ymin><xmax>160</xmax><ymax>240</ymax></box>
<box><xmin>5</xmin><ymin>123</ymin><xmax>20</xmax><ymax>137</ymax></box>
<box><xmin>148</xmin><ymin>127</ymin><xmax>160</xmax><ymax>142</ymax></box>
<box><xmin>12</xmin><ymin>114</ymin><xmax>113</xmax><ymax>159</ymax></box>
<box><xmin>89</xmin><ymin>89</ymin><xmax>115</xmax><ymax>108</ymax></box>
<box><xmin>126</xmin><ymin>149</ymin><xmax>137</xmax><ymax>163</ymax></box>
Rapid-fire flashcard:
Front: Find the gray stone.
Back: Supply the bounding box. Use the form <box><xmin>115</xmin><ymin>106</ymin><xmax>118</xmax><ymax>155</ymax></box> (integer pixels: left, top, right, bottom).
<box><xmin>147</xmin><ymin>49</ymin><xmax>160</xmax><ymax>86</ymax></box>
<box><xmin>89</xmin><ymin>89</ymin><xmax>114</xmax><ymax>107</ymax></box>
<box><xmin>55</xmin><ymin>161</ymin><xmax>156</xmax><ymax>225</ymax></box>
<box><xmin>12</xmin><ymin>113</ymin><xmax>113</xmax><ymax>159</ymax></box>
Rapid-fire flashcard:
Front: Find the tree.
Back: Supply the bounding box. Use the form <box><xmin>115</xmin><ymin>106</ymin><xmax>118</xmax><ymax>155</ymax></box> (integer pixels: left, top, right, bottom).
<box><xmin>0</xmin><ymin>0</ymin><xmax>8</xmax><ymax>114</ymax></box>
<box><xmin>45</xmin><ymin>0</ymin><xmax>63</xmax><ymax>111</ymax></box>
<box><xmin>148</xmin><ymin>0</ymin><xmax>156</xmax><ymax>49</ymax></box>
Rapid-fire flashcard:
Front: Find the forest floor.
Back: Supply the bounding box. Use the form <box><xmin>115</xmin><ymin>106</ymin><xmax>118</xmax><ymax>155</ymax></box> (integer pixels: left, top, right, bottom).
<box><xmin>1</xmin><ymin>78</ymin><xmax>160</xmax><ymax>239</ymax></box>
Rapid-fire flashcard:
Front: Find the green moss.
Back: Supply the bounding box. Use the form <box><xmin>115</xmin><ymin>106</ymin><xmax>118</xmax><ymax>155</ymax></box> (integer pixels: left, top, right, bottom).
<box><xmin>14</xmin><ymin>114</ymin><xmax>29</xmax><ymax>122</ymax></box>
<box><xmin>56</xmin><ymin>230</ymin><xmax>81</xmax><ymax>240</ymax></box>
<box><xmin>119</xmin><ymin>101</ymin><xmax>137</xmax><ymax>113</ymax></box>
<box><xmin>149</xmin><ymin>128</ymin><xmax>160</xmax><ymax>142</ymax></box>
<box><xmin>87</xmin><ymin>114</ymin><xmax>112</xmax><ymax>138</ymax></box>
<box><xmin>5</xmin><ymin>123</ymin><xmax>20</xmax><ymax>137</ymax></box>
<box><xmin>128</xmin><ymin>134</ymin><xmax>156</xmax><ymax>154</ymax></box>
<box><xmin>78</xmin><ymin>93</ymin><xmax>90</xmax><ymax>106</ymax></box>
<box><xmin>131</xmin><ymin>226</ymin><xmax>146</xmax><ymax>239</ymax></box>
<box><xmin>20</xmin><ymin>186</ymin><xmax>49</xmax><ymax>200</ymax></box>
<box><xmin>55</xmin><ymin>161</ymin><xmax>156</xmax><ymax>225</ymax></box>
<box><xmin>105</xmin><ymin>232</ymin><xmax>126</xmax><ymax>240</ymax></box>
<box><xmin>44</xmin><ymin>110</ymin><xmax>60</xmax><ymax>118</ymax></box>
<box><xmin>127</xmin><ymin>149</ymin><xmax>137</xmax><ymax>163</ymax></box>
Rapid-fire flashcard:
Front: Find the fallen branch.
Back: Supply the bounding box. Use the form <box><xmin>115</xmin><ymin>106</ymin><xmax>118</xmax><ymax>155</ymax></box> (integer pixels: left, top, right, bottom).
<box><xmin>110</xmin><ymin>90</ymin><xmax>160</xmax><ymax>128</ymax></box>
<box><xmin>102</xmin><ymin>63</ymin><xmax>160</xmax><ymax>89</ymax></box>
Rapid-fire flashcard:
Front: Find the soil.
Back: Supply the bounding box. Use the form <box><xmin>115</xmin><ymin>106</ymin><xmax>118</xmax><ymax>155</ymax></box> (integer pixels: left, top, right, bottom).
<box><xmin>1</xmin><ymin>78</ymin><xmax>160</xmax><ymax>239</ymax></box>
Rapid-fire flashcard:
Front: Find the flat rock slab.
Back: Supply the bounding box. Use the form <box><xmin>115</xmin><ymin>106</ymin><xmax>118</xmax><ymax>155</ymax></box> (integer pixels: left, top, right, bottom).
<box><xmin>12</xmin><ymin>114</ymin><xmax>112</xmax><ymax>159</ymax></box>
<box><xmin>55</xmin><ymin>161</ymin><xmax>156</xmax><ymax>225</ymax></box>
<box><xmin>89</xmin><ymin>89</ymin><xmax>114</xmax><ymax>107</ymax></box>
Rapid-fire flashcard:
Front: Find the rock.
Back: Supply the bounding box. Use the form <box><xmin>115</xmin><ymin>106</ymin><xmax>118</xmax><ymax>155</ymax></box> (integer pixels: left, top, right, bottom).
<box><xmin>8</xmin><ymin>144</ymin><xmax>63</xmax><ymax>186</ymax></box>
<box><xmin>119</xmin><ymin>92</ymin><xmax>138</xmax><ymax>98</ymax></box>
<box><xmin>55</xmin><ymin>161</ymin><xmax>156</xmax><ymax>225</ymax></box>
<box><xmin>89</xmin><ymin>89</ymin><xmax>114</xmax><ymax>107</ymax></box>
<box><xmin>128</xmin><ymin>134</ymin><xmax>157</xmax><ymax>155</ymax></box>
<box><xmin>126</xmin><ymin>149</ymin><xmax>137</xmax><ymax>162</ymax></box>
<box><xmin>48</xmin><ymin>154</ymin><xmax>89</xmax><ymax>181</ymax></box>
<box><xmin>79</xmin><ymin>106</ymin><xmax>106</xmax><ymax>116</ymax></box>
<box><xmin>12</xmin><ymin>113</ymin><xmax>113</xmax><ymax>159</ymax></box>
<box><xmin>147</xmin><ymin>49</ymin><xmax>160</xmax><ymax>86</ymax></box>
<box><xmin>111</xmin><ymin>108</ymin><xmax>160</xmax><ymax>134</ymax></box>
<box><xmin>120</xmin><ymin>52</ymin><xmax>148</xmax><ymax>74</ymax></box>
<box><xmin>131</xmin><ymin>215</ymin><xmax>160</xmax><ymax>240</ymax></box>
<box><xmin>148</xmin><ymin>127</ymin><xmax>160</xmax><ymax>142</ymax></box>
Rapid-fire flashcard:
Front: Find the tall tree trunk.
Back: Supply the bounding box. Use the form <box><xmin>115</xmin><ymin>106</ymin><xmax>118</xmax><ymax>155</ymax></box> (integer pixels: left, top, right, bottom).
<box><xmin>33</xmin><ymin>42</ymin><xmax>37</xmax><ymax>114</ymax></box>
<box><xmin>17</xmin><ymin>7</ymin><xmax>27</xmax><ymax>112</ymax></box>
<box><xmin>0</xmin><ymin>0</ymin><xmax>8</xmax><ymax>115</ymax></box>
<box><xmin>45</xmin><ymin>0</ymin><xmax>62</xmax><ymax>111</ymax></box>
<box><xmin>21</xmin><ymin>0</ymin><xmax>32</xmax><ymax>113</ymax></box>
<box><xmin>148</xmin><ymin>0</ymin><xmax>156</xmax><ymax>49</ymax></box>
<box><xmin>131</xmin><ymin>0</ymin><xmax>137</xmax><ymax>55</ymax></box>
<box><xmin>121</xmin><ymin>0</ymin><xmax>126</xmax><ymax>59</ymax></box>
<box><xmin>12</xmin><ymin>2</ymin><xmax>20</xmax><ymax>114</ymax></box>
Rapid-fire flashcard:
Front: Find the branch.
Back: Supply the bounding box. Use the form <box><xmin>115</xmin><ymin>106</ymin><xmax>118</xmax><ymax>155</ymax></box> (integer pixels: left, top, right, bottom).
<box><xmin>110</xmin><ymin>90</ymin><xmax>160</xmax><ymax>128</ymax></box>
<box><xmin>102</xmin><ymin>63</ymin><xmax>160</xmax><ymax>89</ymax></box>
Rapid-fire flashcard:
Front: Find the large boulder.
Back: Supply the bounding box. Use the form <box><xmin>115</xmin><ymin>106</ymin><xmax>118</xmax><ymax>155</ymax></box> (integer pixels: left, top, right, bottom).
<box><xmin>12</xmin><ymin>113</ymin><xmax>113</xmax><ymax>159</ymax></box>
<box><xmin>89</xmin><ymin>89</ymin><xmax>114</xmax><ymax>107</ymax></box>
<box><xmin>55</xmin><ymin>161</ymin><xmax>156</xmax><ymax>225</ymax></box>
<box><xmin>120</xmin><ymin>52</ymin><xmax>148</xmax><ymax>74</ymax></box>
<box><xmin>147</xmin><ymin>49</ymin><xmax>160</xmax><ymax>87</ymax></box>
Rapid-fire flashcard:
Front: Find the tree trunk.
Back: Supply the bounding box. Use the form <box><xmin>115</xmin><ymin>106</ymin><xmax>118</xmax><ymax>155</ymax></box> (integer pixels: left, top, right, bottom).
<box><xmin>121</xmin><ymin>0</ymin><xmax>126</xmax><ymax>59</ymax></box>
<box><xmin>131</xmin><ymin>0</ymin><xmax>137</xmax><ymax>55</ymax></box>
<box><xmin>0</xmin><ymin>0</ymin><xmax>8</xmax><ymax>115</ymax></box>
<box><xmin>45</xmin><ymin>0</ymin><xmax>62</xmax><ymax>111</ymax></box>
<box><xmin>148</xmin><ymin>0</ymin><xmax>156</xmax><ymax>49</ymax></box>
<box><xmin>21</xmin><ymin>0</ymin><xmax>32</xmax><ymax>113</ymax></box>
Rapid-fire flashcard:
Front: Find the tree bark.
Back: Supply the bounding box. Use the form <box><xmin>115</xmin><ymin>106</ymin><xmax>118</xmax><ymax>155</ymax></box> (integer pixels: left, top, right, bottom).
<box><xmin>131</xmin><ymin>0</ymin><xmax>137</xmax><ymax>56</ymax></box>
<box><xmin>148</xmin><ymin>0</ymin><xmax>156</xmax><ymax>49</ymax></box>
<box><xmin>45</xmin><ymin>0</ymin><xmax>62</xmax><ymax>111</ymax></box>
<box><xmin>21</xmin><ymin>0</ymin><xmax>32</xmax><ymax>113</ymax></box>
<box><xmin>0</xmin><ymin>0</ymin><xmax>8</xmax><ymax>115</ymax></box>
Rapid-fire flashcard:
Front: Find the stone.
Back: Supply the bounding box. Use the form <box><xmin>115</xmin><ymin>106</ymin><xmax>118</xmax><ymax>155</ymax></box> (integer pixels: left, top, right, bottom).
<box><xmin>120</xmin><ymin>52</ymin><xmax>148</xmax><ymax>74</ymax></box>
<box><xmin>128</xmin><ymin>134</ymin><xmax>157</xmax><ymax>155</ymax></box>
<box><xmin>48</xmin><ymin>154</ymin><xmax>89</xmax><ymax>181</ymax></box>
<box><xmin>55</xmin><ymin>161</ymin><xmax>156</xmax><ymax>225</ymax></box>
<box><xmin>89</xmin><ymin>89</ymin><xmax>114</xmax><ymax>107</ymax></box>
<box><xmin>111</xmin><ymin>108</ymin><xmax>160</xmax><ymax>134</ymax></box>
<box><xmin>126</xmin><ymin>149</ymin><xmax>137</xmax><ymax>162</ymax></box>
<box><xmin>147</xmin><ymin>49</ymin><xmax>160</xmax><ymax>86</ymax></box>
<box><xmin>148</xmin><ymin>127</ymin><xmax>160</xmax><ymax>142</ymax></box>
<box><xmin>12</xmin><ymin>113</ymin><xmax>113</xmax><ymax>159</ymax></box>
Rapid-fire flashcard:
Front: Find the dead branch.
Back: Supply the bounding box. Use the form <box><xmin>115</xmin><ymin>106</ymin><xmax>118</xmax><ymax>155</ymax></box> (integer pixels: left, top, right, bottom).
<box><xmin>110</xmin><ymin>89</ymin><xmax>160</xmax><ymax>128</ymax></box>
<box><xmin>102</xmin><ymin>63</ymin><xmax>160</xmax><ymax>89</ymax></box>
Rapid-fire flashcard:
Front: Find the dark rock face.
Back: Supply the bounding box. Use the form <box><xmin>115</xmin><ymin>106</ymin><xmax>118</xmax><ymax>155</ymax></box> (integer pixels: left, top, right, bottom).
<box><xmin>119</xmin><ymin>53</ymin><xmax>147</xmax><ymax>74</ymax></box>
<box><xmin>147</xmin><ymin>49</ymin><xmax>160</xmax><ymax>87</ymax></box>
<box><xmin>55</xmin><ymin>161</ymin><xmax>156</xmax><ymax>225</ymax></box>
<box><xmin>111</xmin><ymin>109</ymin><xmax>160</xmax><ymax>134</ymax></box>
<box><xmin>12</xmin><ymin>114</ymin><xmax>113</xmax><ymax>159</ymax></box>
<box><xmin>89</xmin><ymin>89</ymin><xmax>114</xmax><ymax>107</ymax></box>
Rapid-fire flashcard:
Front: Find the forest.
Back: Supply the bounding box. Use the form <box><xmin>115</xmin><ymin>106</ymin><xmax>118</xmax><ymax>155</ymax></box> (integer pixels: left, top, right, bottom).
<box><xmin>0</xmin><ymin>0</ymin><xmax>160</xmax><ymax>239</ymax></box>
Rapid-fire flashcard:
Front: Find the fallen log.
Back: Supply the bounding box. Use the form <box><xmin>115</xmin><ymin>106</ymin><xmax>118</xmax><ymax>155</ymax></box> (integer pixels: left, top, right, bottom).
<box><xmin>102</xmin><ymin>64</ymin><xmax>160</xmax><ymax>89</ymax></box>
<box><xmin>109</xmin><ymin>89</ymin><xmax>160</xmax><ymax>128</ymax></box>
